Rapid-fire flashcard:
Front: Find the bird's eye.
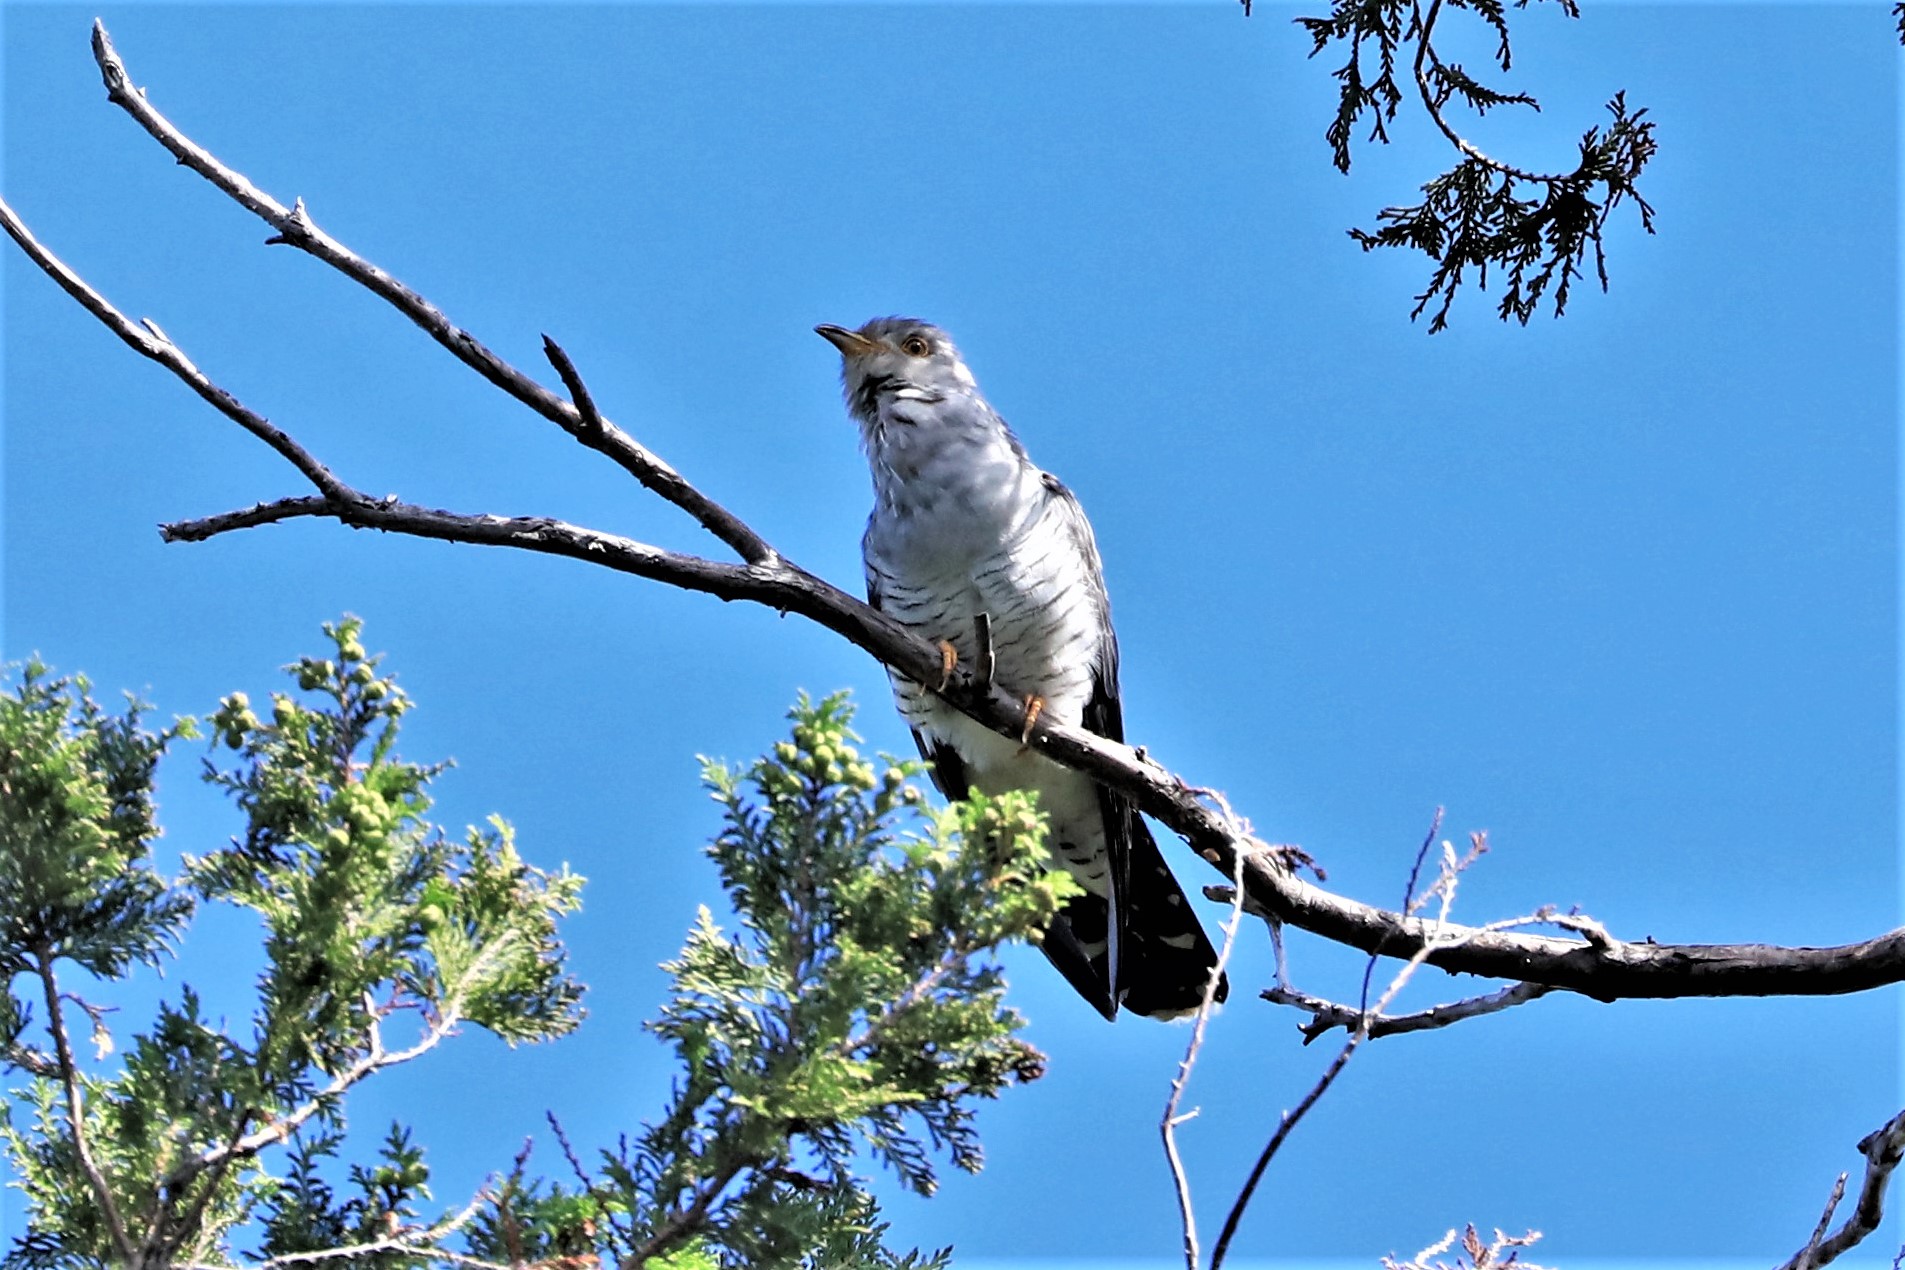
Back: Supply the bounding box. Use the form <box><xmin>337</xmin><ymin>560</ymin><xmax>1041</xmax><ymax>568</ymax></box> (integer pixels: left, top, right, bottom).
<box><xmin>900</xmin><ymin>334</ymin><xmax>932</xmax><ymax>358</ymax></box>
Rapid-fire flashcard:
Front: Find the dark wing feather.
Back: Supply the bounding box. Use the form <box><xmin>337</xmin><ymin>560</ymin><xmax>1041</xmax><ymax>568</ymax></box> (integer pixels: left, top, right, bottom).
<box><xmin>1042</xmin><ymin>475</ymin><xmax>1137</xmax><ymax>1010</ymax></box>
<box><xmin>1046</xmin><ymin>475</ymin><xmax>1228</xmax><ymax>1019</ymax></box>
<box><xmin>910</xmin><ymin>730</ymin><xmax>969</xmax><ymax>802</ymax></box>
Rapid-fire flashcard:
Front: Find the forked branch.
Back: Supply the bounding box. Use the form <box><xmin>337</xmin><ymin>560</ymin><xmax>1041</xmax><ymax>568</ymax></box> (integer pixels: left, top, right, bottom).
<box><xmin>2</xmin><ymin>23</ymin><xmax>1900</xmax><ymax>1011</ymax></box>
<box><xmin>1773</xmin><ymin>1107</ymin><xmax>1905</xmax><ymax>1270</ymax></box>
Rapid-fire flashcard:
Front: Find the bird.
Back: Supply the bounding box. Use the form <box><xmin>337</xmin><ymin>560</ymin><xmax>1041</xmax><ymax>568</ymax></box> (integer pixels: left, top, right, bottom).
<box><xmin>817</xmin><ymin>316</ymin><xmax>1227</xmax><ymax>1020</ymax></box>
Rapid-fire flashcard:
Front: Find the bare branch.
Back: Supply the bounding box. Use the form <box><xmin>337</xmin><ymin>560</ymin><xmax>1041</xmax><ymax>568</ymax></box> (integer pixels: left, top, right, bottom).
<box><xmin>2</xmin><ymin>1041</ymin><xmax>60</xmax><ymax>1079</ymax></box>
<box><xmin>0</xmin><ymin>193</ymin><xmax>349</xmax><ymax>498</ymax></box>
<box><xmin>1795</xmin><ymin>1171</ymin><xmax>1848</xmax><ymax>1270</ymax></box>
<box><xmin>1219</xmin><ymin>837</ymin><xmax>1516</xmax><ymax>1264</ymax></box>
<box><xmin>627</xmin><ymin>1157</ymin><xmax>756</xmax><ymax>1268</ymax></box>
<box><xmin>89</xmin><ymin>20</ymin><xmax>774</xmax><ymax>567</ymax></box>
<box><xmin>1263</xmin><ymin>979</ymin><xmax>1555</xmax><ymax>1044</ymax></box>
<box><xmin>1211</xmin><ymin>837</ymin><xmax>1479</xmax><ymax>1268</ymax></box>
<box><xmin>1161</xmin><ymin>850</ymin><xmax>1249</xmax><ymax>1270</ymax></box>
<box><xmin>1382</xmin><ymin>1226</ymin><xmax>1552</xmax><ymax>1270</ymax></box>
<box><xmin>1774</xmin><ymin>1108</ymin><xmax>1905</xmax><ymax>1270</ymax></box>
<box><xmin>161</xmin><ymin>496</ymin><xmax>332</xmax><ymax>542</ymax></box>
<box><xmin>541</xmin><ymin>336</ymin><xmax>605</xmax><ymax>439</ymax></box>
<box><xmin>4</xmin><ymin>30</ymin><xmax>1901</xmax><ymax>1010</ymax></box>
<box><xmin>176</xmin><ymin>994</ymin><xmax>462</xmax><ymax>1189</ymax></box>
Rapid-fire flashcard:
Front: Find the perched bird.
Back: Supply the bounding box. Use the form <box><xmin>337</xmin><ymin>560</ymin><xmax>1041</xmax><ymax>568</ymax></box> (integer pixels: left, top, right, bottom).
<box><xmin>817</xmin><ymin>316</ymin><xmax>1226</xmax><ymax>1020</ymax></box>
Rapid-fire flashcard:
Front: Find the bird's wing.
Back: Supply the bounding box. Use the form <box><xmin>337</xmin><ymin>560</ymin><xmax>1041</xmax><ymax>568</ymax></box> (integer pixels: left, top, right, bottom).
<box><xmin>1044</xmin><ymin>475</ymin><xmax>1228</xmax><ymax>1020</ymax></box>
<box><xmin>1042</xmin><ymin>475</ymin><xmax>1137</xmax><ymax>1005</ymax></box>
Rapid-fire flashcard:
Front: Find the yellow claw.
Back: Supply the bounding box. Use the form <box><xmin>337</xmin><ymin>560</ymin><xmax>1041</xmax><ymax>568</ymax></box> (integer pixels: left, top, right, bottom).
<box><xmin>935</xmin><ymin>639</ymin><xmax>959</xmax><ymax>692</ymax></box>
<box><xmin>1019</xmin><ymin>693</ymin><xmax>1045</xmax><ymax>746</ymax></box>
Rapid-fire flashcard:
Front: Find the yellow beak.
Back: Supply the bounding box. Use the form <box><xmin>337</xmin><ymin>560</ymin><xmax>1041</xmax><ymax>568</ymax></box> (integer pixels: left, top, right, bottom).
<box><xmin>815</xmin><ymin>324</ymin><xmax>877</xmax><ymax>358</ymax></box>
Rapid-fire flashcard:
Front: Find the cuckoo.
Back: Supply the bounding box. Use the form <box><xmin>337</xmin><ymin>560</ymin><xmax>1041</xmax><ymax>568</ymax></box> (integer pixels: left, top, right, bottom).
<box><xmin>817</xmin><ymin>317</ymin><xmax>1227</xmax><ymax>1020</ymax></box>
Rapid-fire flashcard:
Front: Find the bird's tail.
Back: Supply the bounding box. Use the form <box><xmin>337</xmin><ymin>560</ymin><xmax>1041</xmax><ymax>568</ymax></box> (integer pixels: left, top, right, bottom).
<box><xmin>1030</xmin><ymin>815</ymin><xmax>1228</xmax><ymax>1022</ymax></box>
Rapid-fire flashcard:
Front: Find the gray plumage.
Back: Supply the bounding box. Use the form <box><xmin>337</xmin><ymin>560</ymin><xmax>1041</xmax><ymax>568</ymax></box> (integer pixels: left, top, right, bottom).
<box><xmin>817</xmin><ymin>316</ymin><xmax>1226</xmax><ymax>1021</ymax></box>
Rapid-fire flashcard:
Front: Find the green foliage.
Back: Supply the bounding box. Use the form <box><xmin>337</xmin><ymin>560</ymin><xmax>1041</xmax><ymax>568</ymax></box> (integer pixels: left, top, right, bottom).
<box><xmin>564</xmin><ymin>693</ymin><xmax>1074</xmax><ymax>1268</ymax></box>
<box><xmin>1293</xmin><ymin>0</ymin><xmax>1656</xmax><ymax>331</ymax></box>
<box><xmin>0</xmin><ymin>662</ymin><xmax>192</xmax><ymax>996</ymax></box>
<box><xmin>253</xmin><ymin>1124</ymin><xmax>438</xmax><ymax>1268</ymax></box>
<box><xmin>0</xmin><ymin>621</ymin><xmax>583</xmax><ymax>1269</ymax></box>
<box><xmin>4</xmin><ymin>639</ymin><xmax>1061</xmax><ymax>1269</ymax></box>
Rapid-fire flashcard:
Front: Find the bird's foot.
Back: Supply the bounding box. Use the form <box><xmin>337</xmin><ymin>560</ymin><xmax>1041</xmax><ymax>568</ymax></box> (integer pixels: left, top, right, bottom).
<box><xmin>1018</xmin><ymin>693</ymin><xmax>1045</xmax><ymax>747</ymax></box>
<box><xmin>935</xmin><ymin>639</ymin><xmax>959</xmax><ymax>692</ymax></box>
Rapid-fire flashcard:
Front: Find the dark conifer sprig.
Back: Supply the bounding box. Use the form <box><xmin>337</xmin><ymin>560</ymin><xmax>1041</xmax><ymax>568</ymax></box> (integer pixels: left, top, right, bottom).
<box><xmin>1292</xmin><ymin>0</ymin><xmax>1656</xmax><ymax>330</ymax></box>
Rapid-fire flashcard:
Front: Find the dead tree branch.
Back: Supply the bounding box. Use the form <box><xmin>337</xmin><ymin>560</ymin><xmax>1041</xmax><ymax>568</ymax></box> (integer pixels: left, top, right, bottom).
<box><xmin>1161</xmin><ymin>850</ymin><xmax>1249</xmax><ymax>1270</ymax></box>
<box><xmin>1381</xmin><ymin>1226</ymin><xmax>1551</xmax><ymax>1270</ymax></box>
<box><xmin>1263</xmin><ymin>978</ymin><xmax>1555</xmax><ymax>1044</ymax></box>
<box><xmin>2</xmin><ymin>23</ymin><xmax>1902</xmax><ymax>1011</ymax></box>
<box><xmin>1774</xmin><ymin>1107</ymin><xmax>1905</xmax><ymax>1270</ymax></box>
<box><xmin>86</xmin><ymin>21</ymin><xmax>774</xmax><ymax>569</ymax></box>
<box><xmin>1209</xmin><ymin>835</ymin><xmax>1478</xmax><ymax>1268</ymax></box>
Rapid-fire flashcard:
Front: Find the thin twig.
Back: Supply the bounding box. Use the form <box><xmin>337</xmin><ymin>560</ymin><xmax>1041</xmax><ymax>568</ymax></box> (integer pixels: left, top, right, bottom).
<box><xmin>90</xmin><ymin>20</ymin><xmax>774</xmax><ymax>567</ymax></box>
<box><xmin>1263</xmin><ymin>979</ymin><xmax>1555</xmax><ymax>1044</ymax></box>
<box><xmin>1211</xmin><ymin>836</ymin><xmax>1475</xmax><ymax>1269</ymax></box>
<box><xmin>0</xmin><ymin>194</ymin><xmax>349</xmax><ymax>500</ymax></box>
<box><xmin>545</xmin><ymin>1110</ymin><xmax>634</xmax><ymax>1256</ymax></box>
<box><xmin>627</xmin><ymin>1156</ymin><xmax>756</xmax><ymax>1268</ymax></box>
<box><xmin>1161</xmin><ymin>849</ymin><xmax>1248</xmax><ymax>1270</ymax></box>
<box><xmin>31</xmin><ymin>948</ymin><xmax>138</xmax><ymax>1265</ymax></box>
<box><xmin>1774</xmin><ymin>1107</ymin><xmax>1905</xmax><ymax>1270</ymax></box>
<box><xmin>187</xmin><ymin>1186</ymin><xmax>502</xmax><ymax>1269</ymax></box>
<box><xmin>1794</xmin><ymin>1172</ymin><xmax>1848</xmax><ymax>1270</ymax></box>
<box><xmin>1</xmin><ymin>1042</ymin><xmax>60</xmax><ymax>1079</ymax></box>
<box><xmin>177</xmin><ymin>995</ymin><xmax>463</xmax><ymax>1187</ymax></box>
<box><xmin>159</xmin><ymin>1106</ymin><xmax>257</xmax><ymax>1267</ymax></box>
<box><xmin>541</xmin><ymin>336</ymin><xmax>606</xmax><ymax>440</ymax></box>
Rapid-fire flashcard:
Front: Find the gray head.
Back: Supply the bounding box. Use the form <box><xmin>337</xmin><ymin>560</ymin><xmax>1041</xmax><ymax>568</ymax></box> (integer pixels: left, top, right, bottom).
<box><xmin>815</xmin><ymin>317</ymin><xmax>986</xmax><ymax>431</ymax></box>
<box><xmin>819</xmin><ymin>318</ymin><xmax>1041</xmax><ymax>551</ymax></box>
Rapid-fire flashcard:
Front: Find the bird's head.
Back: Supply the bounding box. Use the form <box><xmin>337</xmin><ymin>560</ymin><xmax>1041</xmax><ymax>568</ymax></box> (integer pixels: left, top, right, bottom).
<box><xmin>815</xmin><ymin>317</ymin><xmax>983</xmax><ymax>433</ymax></box>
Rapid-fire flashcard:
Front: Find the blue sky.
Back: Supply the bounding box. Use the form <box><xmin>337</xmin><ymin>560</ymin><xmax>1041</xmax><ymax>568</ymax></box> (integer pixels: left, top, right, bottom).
<box><xmin>2</xmin><ymin>1</ymin><xmax>1899</xmax><ymax>1264</ymax></box>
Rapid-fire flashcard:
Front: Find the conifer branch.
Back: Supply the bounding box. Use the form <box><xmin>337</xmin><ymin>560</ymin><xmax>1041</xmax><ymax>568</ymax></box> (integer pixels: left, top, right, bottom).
<box><xmin>31</xmin><ymin>946</ymin><xmax>138</xmax><ymax>1266</ymax></box>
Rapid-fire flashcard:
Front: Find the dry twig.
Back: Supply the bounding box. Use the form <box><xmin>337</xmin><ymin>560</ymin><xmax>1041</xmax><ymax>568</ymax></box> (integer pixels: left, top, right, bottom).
<box><xmin>1262</xmin><ymin>978</ymin><xmax>1555</xmax><ymax>1044</ymax></box>
<box><xmin>30</xmin><ymin>948</ymin><xmax>136</xmax><ymax>1265</ymax></box>
<box><xmin>1208</xmin><ymin>830</ymin><xmax>1476</xmax><ymax>1268</ymax></box>
<box><xmin>1161</xmin><ymin>848</ymin><xmax>1250</xmax><ymax>1270</ymax></box>
<box><xmin>1773</xmin><ymin>1108</ymin><xmax>1905</xmax><ymax>1270</ymax></box>
<box><xmin>1381</xmin><ymin>1225</ymin><xmax>1550</xmax><ymax>1270</ymax></box>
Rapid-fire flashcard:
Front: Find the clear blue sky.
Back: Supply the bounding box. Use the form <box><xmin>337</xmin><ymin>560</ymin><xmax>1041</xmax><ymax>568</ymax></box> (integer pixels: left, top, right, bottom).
<box><xmin>2</xmin><ymin>2</ymin><xmax>1898</xmax><ymax>1264</ymax></box>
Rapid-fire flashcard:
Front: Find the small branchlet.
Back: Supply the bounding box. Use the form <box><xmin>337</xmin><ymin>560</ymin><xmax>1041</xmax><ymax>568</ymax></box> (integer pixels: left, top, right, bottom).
<box><xmin>191</xmin><ymin>617</ymin><xmax>584</xmax><ymax>1099</ymax></box>
<box><xmin>1294</xmin><ymin>0</ymin><xmax>1656</xmax><ymax>330</ymax></box>
<box><xmin>1382</xmin><ymin>1225</ymin><xmax>1551</xmax><ymax>1270</ymax></box>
